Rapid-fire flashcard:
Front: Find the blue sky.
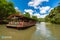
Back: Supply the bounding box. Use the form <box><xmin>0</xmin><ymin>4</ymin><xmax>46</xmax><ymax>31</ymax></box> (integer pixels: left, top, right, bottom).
<box><xmin>10</xmin><ymin>0</ymin><xmax>60</xmax><ymax>18</ymax></box>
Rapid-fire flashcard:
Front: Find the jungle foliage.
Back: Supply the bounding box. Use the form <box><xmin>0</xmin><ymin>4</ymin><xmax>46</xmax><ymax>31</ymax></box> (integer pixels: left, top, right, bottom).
<box><xmin>45</xmin><ymin>3</ymin><xmax>60</xmax><ymax>24</ymax></box>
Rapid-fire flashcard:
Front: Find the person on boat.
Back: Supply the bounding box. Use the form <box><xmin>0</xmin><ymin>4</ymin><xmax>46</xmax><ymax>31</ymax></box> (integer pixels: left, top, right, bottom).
<box><xmin>17</xmin><ymin>20</ymin><xmax>23</xmax><ymax>27</ymax></box>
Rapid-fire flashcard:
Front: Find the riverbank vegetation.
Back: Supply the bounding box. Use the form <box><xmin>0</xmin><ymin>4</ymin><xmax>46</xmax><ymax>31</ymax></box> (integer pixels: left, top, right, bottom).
<box><xmin>45</xmin><ymin>3</ymin><xmax>60</xmax><ymax>24</ymax></box>
<box><xmin>23</xmin><ymin>12</ymin><xmax>45</xmax><ymax>22</ymax></box>
<box><xmin>0</xmin><ymin>0</ymin><xmax>16</xmax><ymax>24</ymax></box>
<box><xmin>23</xmin><ymin>12</ymin><xmax>38</xmax><ymax>21</ymax></box>
<box><xmin>0</xmin><ymin>0</ymin><xmax>16</xmax><ymax>19</ymax></box>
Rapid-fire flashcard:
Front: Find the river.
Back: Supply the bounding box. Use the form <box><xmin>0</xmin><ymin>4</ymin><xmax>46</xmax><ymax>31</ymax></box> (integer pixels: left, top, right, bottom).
<box><xmin>0</xmin><ymin>22</ymin><xmax>60</xmax><ymax>40</ymax></box>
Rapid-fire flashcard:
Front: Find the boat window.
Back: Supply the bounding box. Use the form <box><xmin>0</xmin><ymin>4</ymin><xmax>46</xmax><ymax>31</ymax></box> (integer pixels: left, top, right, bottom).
<box><xmin>24</xmin><ymin>19</ymin><xmax>29</xmax><ymax>22</ymax></box>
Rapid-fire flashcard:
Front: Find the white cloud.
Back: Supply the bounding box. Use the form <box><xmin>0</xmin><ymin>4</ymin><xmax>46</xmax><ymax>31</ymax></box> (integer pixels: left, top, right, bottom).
<box><xmin>40</xmin><ymin>14</ymin><xmax>48</xmax><ymax>18</ymax></box>
<box><xmin>28</xmin><ymin>0</ymin><xmax>49</xmax><ymax>8</ymax></box>
<box><xmin>15</xmin><ymin>7</ymin><xmax>20</xmax><ymax>12</ymax></box>
<box><xmin>15</xmin><ymin>7</ymin><xmax>19</xmax><ymax>10</ymax></box>
<box><xmin>24</xmin><ymin>9</ymin><xmax>34</xmax><ymax>17</ymax></box>
<box><xmin>33</xmin><ymin>13</ymin><xmax>48</xmax><ymax>18</ymax></box>
<box><xmin>33</xmin><ymin>13</ymin><xmax>41</xmax><ymax>18</ymax></box>
<box><xmin>24</xmin><ymin>0</ymin><xmax>52</xmax><ymax>18</ymax></box>
<box><xmin>39</xmin><ymin>6</ymin><xmax>50</xmax><ymax>14</ymax></box>
<box><xmin>48</xmin><ymin>8</ymin><xmax>53</xmax><ymax>12</ymax></box>
<box><xmin>24</xmin><ymin>9</ymin><xmax>49</xmax><ymax>18</ymax></box>
<box><xmin>24</xmin><ymin>9</ymin><xmax>34</xmax><ymax>15</ymax></box>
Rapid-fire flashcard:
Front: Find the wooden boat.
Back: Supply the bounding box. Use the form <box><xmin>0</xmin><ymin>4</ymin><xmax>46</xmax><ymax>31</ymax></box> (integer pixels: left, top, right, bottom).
<box><xmin>6</xmin><ymin>14</ymin><xmax>37</xmax><ymax>30</ymax></box>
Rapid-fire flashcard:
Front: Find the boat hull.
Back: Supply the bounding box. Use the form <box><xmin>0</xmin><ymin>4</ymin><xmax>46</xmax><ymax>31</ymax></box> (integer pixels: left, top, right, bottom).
<box><xmin>6</xmin><ymin>25</ymin><xmax>35</xmax><ymax>30</ymax></box>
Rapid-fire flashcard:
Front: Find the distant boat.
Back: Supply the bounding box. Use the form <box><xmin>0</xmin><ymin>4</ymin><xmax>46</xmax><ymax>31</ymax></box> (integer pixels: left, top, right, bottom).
<box><xmin>6</xmin><ymin>14</ymin><xmax>37</xmax><ymax>30</ymax></box>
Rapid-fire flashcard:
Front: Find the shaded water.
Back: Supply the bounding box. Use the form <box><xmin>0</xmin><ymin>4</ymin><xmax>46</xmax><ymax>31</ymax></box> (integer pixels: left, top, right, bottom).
<box><xmin>0</xmin><ymin>22</ymin><xmax>60</xmax><ymax>40</ymax></box>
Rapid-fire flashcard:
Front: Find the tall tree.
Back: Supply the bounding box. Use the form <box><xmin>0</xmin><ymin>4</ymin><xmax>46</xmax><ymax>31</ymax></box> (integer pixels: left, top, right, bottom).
<box><xmin>0</xmin><ymin>0</ymin><xmax>16</xmax><ymax>19</ymax></box>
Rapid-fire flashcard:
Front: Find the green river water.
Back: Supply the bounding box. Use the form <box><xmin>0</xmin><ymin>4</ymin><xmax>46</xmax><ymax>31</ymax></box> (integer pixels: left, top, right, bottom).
<box><xmin>0</xmin><ymin>22</ymin><xmax>60</xmax><ymax>40</ymax></box>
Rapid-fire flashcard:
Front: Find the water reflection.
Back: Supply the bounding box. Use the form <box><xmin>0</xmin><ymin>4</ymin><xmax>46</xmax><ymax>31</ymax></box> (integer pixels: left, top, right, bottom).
<box><xmin>31</xmin><ymin>22</ymin><xmax>56</xmax><ymax>40</ymax></box>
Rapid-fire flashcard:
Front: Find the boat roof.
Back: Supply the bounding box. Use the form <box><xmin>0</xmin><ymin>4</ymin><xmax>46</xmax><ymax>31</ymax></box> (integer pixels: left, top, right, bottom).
<box><xmin>8</xmin><ymin>14</ymin><xmax>37</xmax><ymax>21</ymax></box>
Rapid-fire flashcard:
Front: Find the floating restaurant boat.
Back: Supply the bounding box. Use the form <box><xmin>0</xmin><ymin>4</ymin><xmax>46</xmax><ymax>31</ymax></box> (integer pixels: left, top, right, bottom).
<box><xmin>6</xmin><ymin>14</ymin><xmax>37</xmax><ymax>29</ymax></box>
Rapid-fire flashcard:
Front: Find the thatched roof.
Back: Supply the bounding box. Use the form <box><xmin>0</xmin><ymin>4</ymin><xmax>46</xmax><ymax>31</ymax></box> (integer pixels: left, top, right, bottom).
<box><xmin>8</xmin><ymin>14</ymin><xmax>23</xmax><ymax>19</ymax></box>
<box><xmin>8</xmin><ymin>14</ymin><xmax>37</xmax><ymax>21</ymax></box>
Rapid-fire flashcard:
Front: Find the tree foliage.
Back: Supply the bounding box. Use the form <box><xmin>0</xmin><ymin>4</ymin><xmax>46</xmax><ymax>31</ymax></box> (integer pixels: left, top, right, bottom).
<box><xmin>32</xmin><ymin>16</ymin><xmax>38</xmax><ymax>20</ymax></box>
<box><xmin>0</xmin><ymin>0</ymin><xmax>16</xmax><ymax>19</ymax></box>
<box><xmin>45</xmin><ymin>3</ymin><xmax>60</xmax><ymax>24</ymax></box>
<box><xmin>24</xmin><ymin>12</ymin><xmax>30</xmax><ymax>18</ymax></box>
<box><xmin>38</xmin><ymin>18</ymin><xmax>45</xmax><ymax>22</ymax></box>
